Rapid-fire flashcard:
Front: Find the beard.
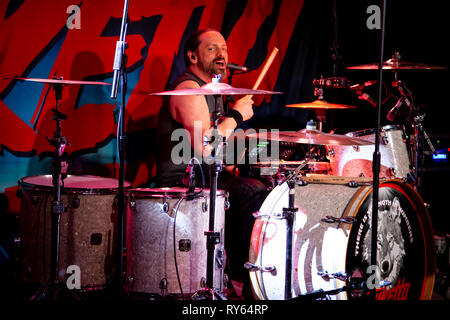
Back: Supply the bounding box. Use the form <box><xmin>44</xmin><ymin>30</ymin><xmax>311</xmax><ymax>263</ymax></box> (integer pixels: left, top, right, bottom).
<box><xmin>199</xmin><ymin>58</ymin><xmax>227</xmax><ymax>79</ymax></box>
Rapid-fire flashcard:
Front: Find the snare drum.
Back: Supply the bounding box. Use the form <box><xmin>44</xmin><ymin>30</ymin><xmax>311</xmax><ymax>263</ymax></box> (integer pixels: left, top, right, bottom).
<box><xmin>249</xmin><ymin>175</ymin><xmax>435</xmax><ymax>300</ymax></box>
<box><xmin>327</xmin><ymin>125</ymin><xmax>411</xmax><ymax>178</ymax></box>
<box><xmin>18</xmin><ymin>175</ymin><xmax>129</xmax><ymax>288</ymax></box>
<box><xmin>125</xmin><ymin>187</ymin><xmax>226</xmax><ymax>297</ymax></box>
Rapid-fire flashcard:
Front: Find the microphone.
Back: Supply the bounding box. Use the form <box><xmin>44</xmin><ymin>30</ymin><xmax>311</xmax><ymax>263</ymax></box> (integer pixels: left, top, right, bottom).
<box><xmin>386</xmin><ymin>96</ymin><xmax>404</xmax><ymax>121</ymax></box>
<box><xmin>227</xmin><ymin>62</ymin><xmax>248</xmax><ymax>72</ymax></box>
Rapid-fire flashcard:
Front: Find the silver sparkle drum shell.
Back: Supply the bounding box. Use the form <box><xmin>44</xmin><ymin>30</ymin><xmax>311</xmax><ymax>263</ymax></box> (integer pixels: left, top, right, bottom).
<box><xmin>249</xmin><ymin>176</ymin><xmax>435</xmax><ymax>300</ymax></box>
<box><xmin>125</xmin><ymin>187</ymin><xmax>226</xmax><ymax>296</ymax></box>
<box><xmin>18</xmin><ymin>175</ymin><xmax>128</xmax><ymax>288</ymax></box>
<box><xmin>327</xmin><ymin>125</ymin><xmax>411</xmax><ymax>178</ymax></box>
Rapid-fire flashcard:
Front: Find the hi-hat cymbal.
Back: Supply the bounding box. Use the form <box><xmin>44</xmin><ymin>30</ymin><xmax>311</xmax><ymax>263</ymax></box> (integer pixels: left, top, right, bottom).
<box><xmin>6</xmin><ymin>76</ymin><xmax>111</xmax><ymax>86</ymax></box>
<box><xmin>286</xmin><ymin>99</ymin><xmax>356</xmax><ymax>109</ymax></box>
<box><xmin>246</xmin><ymin>129</ymin><xmax>373</xmax><ymax>146</ymax></box>
<box><xmin>149</xmin><ymin>82</ymin><xmax>282</xmax><ymax>96</ymax></box>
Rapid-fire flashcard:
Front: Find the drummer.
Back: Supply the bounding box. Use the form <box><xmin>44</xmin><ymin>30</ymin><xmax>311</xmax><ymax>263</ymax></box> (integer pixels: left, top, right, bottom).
<box><xmin>155</xmin><ymin>28</ymin><xmax>268</xmax><ymax>299</ymax></box>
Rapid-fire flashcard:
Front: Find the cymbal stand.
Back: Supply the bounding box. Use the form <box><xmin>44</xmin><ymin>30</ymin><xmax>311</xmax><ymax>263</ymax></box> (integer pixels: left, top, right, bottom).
<box><xmin>282</xmin><ymin>177</ymin><xmax>298</xmax><ymax>299</ymax></box>
<box><xmin>192</xmin><ymin>81</ymin><xmax>226</xmax><ymax>300</ymax></box>
<box><xmin>391</xmin><ymin>76</ymin><xmax>436</xmax><ymax>192</ymax></box>
<box><xmin>31</xmin><ymin>81</ymin><xmax>70</xmax><ymax>300</ymax></box>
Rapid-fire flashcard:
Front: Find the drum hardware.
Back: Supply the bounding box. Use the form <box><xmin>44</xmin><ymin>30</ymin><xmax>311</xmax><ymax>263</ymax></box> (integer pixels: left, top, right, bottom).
<box><xmin>317</xmin><ymin>271</ymin><xmax>348</xmax><ymax>281</ymax></box>
<box><xmin>282</xmin><ymin>177</ymin><xmax>297</xmax><ymax>299</ymax></box>
<box><xmin>244</xmin><ymin>262</ymin><xmax>276</xmax><ymax>273</ymax></box>
<box><xmin>29</xmin><ymin>79</ymin><xmax>71</xmax><ymax>301</ymax></box>
<box><xmin>349</xmin><ymin>80</ymin><xmax>378</xmax><ymax>107</ymax></box>
<box><xmin>292</xmin><ymin>278</ymin><xmax>392</xmax><ymax>301</ymax></box>
<box><xmin>321</xmin><ymin>216</ymin><xmax>356</xmax><ymax>224</ymax></box>
<box><xmin>108</xmin><ymin>0</ymin><xmax>130</xmax><ymax>297</ymax></box>
<box><xmin>312</xmin><ymin>76</ymin><xmax>350</xmax><ymax>89</ymax></box>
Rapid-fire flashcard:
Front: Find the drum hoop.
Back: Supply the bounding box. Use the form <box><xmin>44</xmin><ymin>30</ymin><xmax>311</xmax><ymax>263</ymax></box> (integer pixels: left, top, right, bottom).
<box><xmin>345</xmin><ymin>124</ymin><xmax>403</xmax><ymax>138</ymax></box>
<box><xmin>378</xmin><ymin>180</ymin><xmax>435</xmax><ymax>299</ymax></box>
<box><xmin>127</xmin><ymin>188</ymin><xmax>225</xmax><ymax>199</ymax></box>
<box><xmin>19</xmin><ymin>175</ymin><xmax>129</xmax><ymax>195</ymax></box>
<box><xmin>345</xmin><ymin>179</ymin><xmax>435</xmax><ymax>300</ymax></box>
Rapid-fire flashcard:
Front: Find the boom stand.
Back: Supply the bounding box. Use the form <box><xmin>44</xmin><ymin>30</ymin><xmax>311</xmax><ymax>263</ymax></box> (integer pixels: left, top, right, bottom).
<box><xmin>192</xmin><ymin>94</ymin><xmax>226</xmax><ymax>300</ymax></box>
<box><xmin>110</xmin><ymin>0</ymin><xmax>129</xmax><ymax>297</ymax></box>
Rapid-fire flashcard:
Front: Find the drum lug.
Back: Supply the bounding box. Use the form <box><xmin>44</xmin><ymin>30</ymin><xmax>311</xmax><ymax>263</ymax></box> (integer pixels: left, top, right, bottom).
<box><xmin>127</xmin><ymin>276</ymin><xmax>134</xmax><ymax>287</ymax></box>
<box><xmin>162</xmin><ymin>196</ymin><xmax>169</xmax><ymax>213</ymax></box>
<box><xmin>244</xmin><ymin>262</ymin><xmax>276</xmax><ymax>273</ymax></box>
<box><xmin>388</xmin><ymin>167</ymin><xmax>396</xmax><ymax>176</ymax></box>
<box><xmin>72</xmin><ymin>195</ymin><xmax>80</xmax><ymax>208</ymax></box>
<box><xmin>159</xmin><ymin>278</ymin><xmax>168</xmax><ymax>290</ymax></box>
<box><xmin>382</xmin><ymin>136</ymin><xmax>389</xmax><ymax>145</ymax></box>
<box><xmin>128</xmin><ymin>195</ymin><xmax>136</xmax><ymax>211</ymax></box>
<box><xmin>352</xmin><ymin>145</ymin><xmax>360</xmax><ymax>152</ymax></box>
<box><xmin>224</xmin><ymin>192</ymin><xmax>230</xmax><ymax>210</ymax></box>
<box><xmin>202</xmin><ymin>199</ymin><xmax>208</xmax><ymax>212</ymax></box>
<box><xmin>253</xmin><ymin>211</ymin><xmax>284</xmax><ymax>219</ymax></box>
<box><xmin>328</xmin><ymin>148</ymin><xmax>335</xmax><ymax>157</ymax></box>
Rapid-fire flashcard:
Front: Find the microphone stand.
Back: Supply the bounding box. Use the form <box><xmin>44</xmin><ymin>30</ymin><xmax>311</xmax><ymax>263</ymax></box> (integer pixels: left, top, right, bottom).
<box><xmin>370</xmin><ymin>0</ymin><xmax>387</xmax><ymax>298</ymax></box>
<box><xmin>110</xmin><ymin>0</ymin><xmax>129</xmax><ymax>297</ymax></box>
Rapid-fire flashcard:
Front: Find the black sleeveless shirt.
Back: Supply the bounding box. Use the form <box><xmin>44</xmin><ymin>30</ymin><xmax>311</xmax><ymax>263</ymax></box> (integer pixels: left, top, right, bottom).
<box><xmin>156</xmin><ymin>71</ymin><xmax>224</xmax><ymax>187</ymax></box>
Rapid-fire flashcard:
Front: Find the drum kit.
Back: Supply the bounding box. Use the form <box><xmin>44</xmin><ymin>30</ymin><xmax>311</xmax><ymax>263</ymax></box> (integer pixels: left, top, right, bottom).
<box><xmin>12</xmin><ymin>52</ymin><xmax>441</xmax><ymax>301</ymax></box>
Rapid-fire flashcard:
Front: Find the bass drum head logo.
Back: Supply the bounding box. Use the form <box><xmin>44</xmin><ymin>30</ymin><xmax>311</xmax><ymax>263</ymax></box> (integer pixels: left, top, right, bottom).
<box><xmin>346</xmin><ymin>183</ymin><xmax>430</xmax><ymax>300</ymax></box>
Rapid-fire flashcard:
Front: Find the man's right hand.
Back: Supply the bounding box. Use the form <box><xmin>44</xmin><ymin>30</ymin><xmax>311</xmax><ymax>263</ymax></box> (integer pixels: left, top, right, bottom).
<box><xmin>231</xmin><ymin>95</ymin><xmax>254</xmax><ymax>121</ymax></box>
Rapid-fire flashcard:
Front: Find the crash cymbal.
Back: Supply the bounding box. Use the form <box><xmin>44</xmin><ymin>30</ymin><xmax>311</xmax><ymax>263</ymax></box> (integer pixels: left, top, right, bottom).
<box><xmin>286</xmin><ymin>99</ymin><xmax>356</xmax><ymax>109</ymax></box>
<box><xmin>347</xmin><ymin>53</ymin><xmax>446</xmax><ymax>70</ymax></box>
<box><xmin>6</xmin><ymin>76</ymin><xmax>111</xmax><ymax>86</ymax></box>
<box><xmin>246</xmin><ymin>129</ymin><xmax>374</xmax><ymax>146</ymax></box>
<box><xmin>149</xmin><ymin>82</ymin><xmax>282</xmax><ymax>96</ymax></box>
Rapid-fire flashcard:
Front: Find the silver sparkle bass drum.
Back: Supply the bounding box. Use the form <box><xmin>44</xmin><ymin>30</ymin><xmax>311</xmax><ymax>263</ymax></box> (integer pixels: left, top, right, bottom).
<box><xmin>248</xmin><ymin>175</ymin><xmax>435</xmax><ymax>300</ymax></box>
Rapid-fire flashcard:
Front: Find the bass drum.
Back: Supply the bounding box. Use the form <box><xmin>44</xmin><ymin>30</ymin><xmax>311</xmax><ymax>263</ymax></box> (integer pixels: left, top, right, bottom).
<box><xmin>19</xmin><ymin>175</ymin><xmax>129</xmax><ymax>288</ymax></box>
<box><xmin>126</xmin><ymin>187</ymin><xmax>226</xmax><ymax>298</ymax></box>
<box><xmin>249</xmin><ymin>175</ymin><xmax>435</xmax><ymax>300</ymax></box>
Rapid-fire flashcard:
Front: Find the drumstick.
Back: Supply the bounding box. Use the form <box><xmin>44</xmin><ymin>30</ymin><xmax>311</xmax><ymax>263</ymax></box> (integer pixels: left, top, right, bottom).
<box><xmin>246</xmin><ymin>47</ymin><xmax>279</xmax><ymax>99</ymax></box>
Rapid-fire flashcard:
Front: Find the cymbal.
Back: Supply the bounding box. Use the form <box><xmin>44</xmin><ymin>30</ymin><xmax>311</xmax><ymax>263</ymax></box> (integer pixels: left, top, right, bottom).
<box><xmin>246</xmin><ymin>129</ymin><xmax>374</xmax><ymax>146</ymax></box>
<box><xmin>347</xmin><ymin>57</ymin><xmax>446</xmax><ymax>70</ymax></box>
<box><xmin>149</xmin><ymin>82</ymin><xmax>282</xmax><ymax>96</ymax></box>
<box><xmin>6</xmin><ymin>77</ymin><xmax>111</xmax><ymax>85</ymax></box>
<box><xmin>286</xmin><ymin>99</ymin><xmax>356</xmax><ymax>110</ymax></box>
